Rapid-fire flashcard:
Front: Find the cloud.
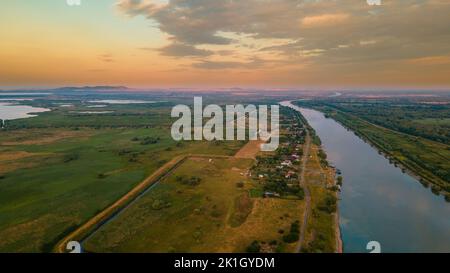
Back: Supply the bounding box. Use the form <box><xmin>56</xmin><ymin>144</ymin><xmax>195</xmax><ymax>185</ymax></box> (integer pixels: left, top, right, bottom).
<box><xmin>156</xmin><ymin>43</ymin><xmax>213</xmax><ymax>57</ymax></box>
<box><xmin>99</xmin><ymin>54</ymin><xmax>115</xmax><ymax>63</ymax></box>
<box><xmin>407</xmin><ymin>55</ymin><xmax>450</xmax><ymax>65</ymax></box>
<box><xmin>116</xmin><ymin>0</ymin><xmax>164</xmax><ymax>17</ymax></box>
<box><xmin>116</xmin><ymin>0</ymin><xmax>450</xmax><ymax>73</ymax></box>
<box><xmin>192</xmin><ymin>58</ymin><xmax>265</xmax><ymax>70</ymax></box>
<box><xmin>301</xmin><ymin>13</ymin><xmax>350</xmax><ymax>28</ymax></box>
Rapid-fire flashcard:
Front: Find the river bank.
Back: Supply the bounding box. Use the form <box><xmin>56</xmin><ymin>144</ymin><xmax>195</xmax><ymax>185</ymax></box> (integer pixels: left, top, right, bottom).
<box><xmin>294</xmin><ymin>105</ymin><xmax>450</xmax><ymax>252</ymax></box>
<box><xmin>319</xmin><ymin>108</ymin><xmax>449</xmax><ymax>199</ymax></box>
<box><xmin>281</xmin><ymin>101</ymin><xmax>343</xmax><ymax>253</ymax></box>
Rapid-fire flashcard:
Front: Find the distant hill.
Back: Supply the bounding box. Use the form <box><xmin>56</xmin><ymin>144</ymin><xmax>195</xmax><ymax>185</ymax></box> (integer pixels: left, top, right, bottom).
<box><xmin>0</xmin><ymin>86</ymin><xmax>130</xmax><ymax>93</ymax></box>
<box><xmin>53</xmin><ymin>86</ymin><xmax>129</xmax><ymax>92</ymax></box>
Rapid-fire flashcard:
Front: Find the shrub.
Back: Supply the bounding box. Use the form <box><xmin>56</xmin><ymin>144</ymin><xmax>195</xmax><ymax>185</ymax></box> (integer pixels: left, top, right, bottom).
<box><xmin>140</xmin><ymin>136</ymin><xmax>160</xmax><ymax>145</ymax></box>
<box><xmin>290</xmin><ymin>221</ymin><xmax>300</xmax><ymax>233</ymax></box>
<box><xmin>282</xmin><ymin>232</ymin><xmax>299</xmax><ymax>243</ymax></box>
<box><xmin>246</xmin><ymin>241</ymin><xmax>261</xmax><ymax>253</ymax></box>
<box><xmin>152</xmin><ymin>199</ymin><xmax>163</xmax><ymax>210</ymax></box>
<box><xmin>152</xmin><ymin>199</ymin><xmax>172</xmax><ymax>210</ymax></box>
<box><xmin>63</xmin><ymin>153</ymin><xmax>79</xmax><ymax>163</ymax></box>
<box><xmin>282</xmin><ymin>221</ymin><xmax>301</xmax><ymax>243</ymax></box>
<box><xmin>430</xmin><ymin>185</ymin><xmax>441</xmax><ymax>195</ymax></box>
<box><xmin>445</xmin><ymin>194</ymin><xmax>450</xmax><ymax>203</ymax></box>
<box><xmin>318</xmin><ymin>194</ymin><xmax>337</xmax><ymax>213</ymax></box>
<box><xmin>176</xmin><ymin>175</ymin><xmax>202</xmax><ymax>186</ymax></box>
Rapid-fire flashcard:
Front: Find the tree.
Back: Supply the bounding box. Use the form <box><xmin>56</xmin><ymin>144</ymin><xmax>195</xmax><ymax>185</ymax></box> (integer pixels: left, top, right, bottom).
<box><xmin>337</xmin><ymin>176</ymin><xmax>343</xmax><ymax>186</ymax></box>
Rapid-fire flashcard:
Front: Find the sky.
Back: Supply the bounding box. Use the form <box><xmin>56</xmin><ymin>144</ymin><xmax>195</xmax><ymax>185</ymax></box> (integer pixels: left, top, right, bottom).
<box><xmin>1</xmin><ymin>0</ymin><xmax>450</xmax><ymax>89</ymax></box>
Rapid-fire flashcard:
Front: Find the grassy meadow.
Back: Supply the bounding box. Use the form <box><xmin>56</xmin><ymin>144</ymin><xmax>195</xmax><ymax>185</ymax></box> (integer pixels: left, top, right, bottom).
<box><xmin>0</xmin><ymin>101</ymin><xmax>244</xmax><ymax>252</ymax></box>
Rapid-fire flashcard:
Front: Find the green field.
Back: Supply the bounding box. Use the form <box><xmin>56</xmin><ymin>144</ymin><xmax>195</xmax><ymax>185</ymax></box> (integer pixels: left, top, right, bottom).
<box><xmin>413</xmin><ymin>118</ymin><xmax>450</xmax><ymax>126</ymax></box>
<box><xmin>0</xmin><ymin>102</ymin><xmax>245</xmax><ymax>252</ymax></box>
<box><xmin>312</xmin><ymin>100</ymin><xmax>450</xmax><ymax>144</ymax></box>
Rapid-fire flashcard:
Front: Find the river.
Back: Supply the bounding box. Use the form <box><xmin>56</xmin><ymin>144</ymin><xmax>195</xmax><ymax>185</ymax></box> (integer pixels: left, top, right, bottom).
<box><xmin>280</xmin><ymin>101</ymin><xmax>450</xmax><ymax>253</ymax></box>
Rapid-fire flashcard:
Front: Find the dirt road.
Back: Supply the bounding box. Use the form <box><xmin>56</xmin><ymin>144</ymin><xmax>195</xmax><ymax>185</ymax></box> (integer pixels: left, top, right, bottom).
<box><xmin>296</xmin><ymin>131</ymin><xmax>311</xmax><ymax>253</ymax></box>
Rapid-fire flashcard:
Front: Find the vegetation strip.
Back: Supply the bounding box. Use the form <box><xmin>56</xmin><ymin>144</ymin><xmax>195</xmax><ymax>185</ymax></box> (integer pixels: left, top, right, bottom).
<box><xmin>328</xmin><ymin>108</ymin><xmax>449</xmax><ymax>195</ymax></box>
<box><xmin>293</xmin><ymin>101</ymin><xmax>450</xmax><ymax>197</ymax></box>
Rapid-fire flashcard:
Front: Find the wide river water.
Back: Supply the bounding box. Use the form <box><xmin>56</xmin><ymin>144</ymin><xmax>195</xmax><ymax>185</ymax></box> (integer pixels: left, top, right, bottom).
<box><xmin>281</xmin><ymin>101</ymin><xmax>450</xmax><ymax>253</ymax></box>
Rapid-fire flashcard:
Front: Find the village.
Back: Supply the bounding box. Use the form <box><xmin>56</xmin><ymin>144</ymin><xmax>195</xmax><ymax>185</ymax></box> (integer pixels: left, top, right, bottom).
<box><xmin>248</xmin><ymin>106</ymin><xmax>343</xmax><ymax>200</ymax></box>
<box><xmin>250</xmin><ymin>107</ymin><xmax>308</xmax><ymax>200</ymax></box>
<box><xmin>237</xmin><ymin>106</ymin><xmax>343</xmax><ymax>253</ymax></box>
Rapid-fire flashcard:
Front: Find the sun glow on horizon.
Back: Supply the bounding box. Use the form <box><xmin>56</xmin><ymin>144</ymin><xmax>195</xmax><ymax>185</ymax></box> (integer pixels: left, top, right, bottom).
<box><xmin>1</xmin><ymin>0</ymin><xmax>450</xmax><ymax>89</ymax></box>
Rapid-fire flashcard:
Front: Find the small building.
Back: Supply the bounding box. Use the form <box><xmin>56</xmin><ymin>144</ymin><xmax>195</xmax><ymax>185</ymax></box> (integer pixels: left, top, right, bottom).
<box><xmin>263</xmin><ymin>192</ymin><xmax>281</xmax><ymax>198</ymax></box>
<box><xmin>281</xmin><ymin>160</ymin><xmax>292</xmax><ymax>167</ymax></box>
<box><xmin>285</xmin><ymin>171</ymin><xmax>296</xmax><ymax>179</ymax></box>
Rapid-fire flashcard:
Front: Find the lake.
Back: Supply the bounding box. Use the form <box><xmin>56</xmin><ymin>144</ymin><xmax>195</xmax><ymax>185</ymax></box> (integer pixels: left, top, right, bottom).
<box><xmin>88</xmin><ymin>100</ymin><xmax>162</xmax><ymax>104</ymax></box>
<box><xmin>0</xmin><ymin>102</ymin><xmax>50</xmax><ymax>122</ymax></box>
<box><xmin>281</xmin><ymin>101</ymin><xmax>450</xmax><ymax>253</ymax></box>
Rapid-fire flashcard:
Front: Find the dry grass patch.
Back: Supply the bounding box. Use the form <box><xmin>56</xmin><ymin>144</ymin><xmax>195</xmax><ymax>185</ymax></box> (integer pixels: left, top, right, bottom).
<box><xmin>1</xmin><ymin>129</ymin><xmax>94</xmax><ymax>146</ymax></box>
<box><xmin>218</xmin><ymin>198</ymin><xmax>305</xmax><ymax>253</ymax></box>
<box><xmin>0</xmin><ymin>151</ymin><xmax>53</xmax><ymax>174</ymax></box>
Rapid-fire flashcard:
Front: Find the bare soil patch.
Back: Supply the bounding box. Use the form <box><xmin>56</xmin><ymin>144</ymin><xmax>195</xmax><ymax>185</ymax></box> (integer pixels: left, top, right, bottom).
<box><xmin>234</xmin><ymin>140</ymin><xmax>264</xmax><ymax>159</ymax></box>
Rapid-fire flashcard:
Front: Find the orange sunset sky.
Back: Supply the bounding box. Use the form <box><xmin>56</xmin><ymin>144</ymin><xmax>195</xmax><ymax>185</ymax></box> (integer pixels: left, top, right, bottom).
<box><xmin>1</xmin><ymin>0</ymin><xmax>450</xmax><ymax>89</ymax></box>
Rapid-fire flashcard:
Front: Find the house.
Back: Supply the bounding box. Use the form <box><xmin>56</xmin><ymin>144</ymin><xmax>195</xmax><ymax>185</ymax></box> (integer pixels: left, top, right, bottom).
<box><xmin>285</xmin><ymin>171</ymin><xmax>296</xmax><ymax>179</ymax></box>
<box><xmin>264</xmin><ymin>192</ymin><xmax>281</xmax><ymax>198</ymax></box>
<box><xmin>281</xmin><ymin>160</ymin><xmax>292</xmax><ymax>167</ymax></box>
